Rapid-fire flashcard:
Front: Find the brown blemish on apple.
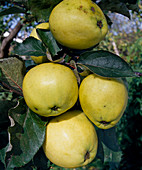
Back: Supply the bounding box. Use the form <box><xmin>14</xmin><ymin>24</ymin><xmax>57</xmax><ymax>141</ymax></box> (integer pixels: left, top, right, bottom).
<box><xmin>84</xmin><ymin>151</ymin><xmax>90</xmax><ymax>162</ymax></box>
<box><xmin>97</xmin><ymin>20</ymin><xmax>103</xmax><ymax>29</ymax></box>
<box><xmin>83</xmin><ymin>9</ymin><xmax>88</xmax><ymax>14</ymax></box>
<box><xmin>79</xmin><ymin>5</ymin><xmax>83</xmax><ymax>9</ymax></box>
<box><xmin>91</xmin><ymin>6</ymin><xmax>95</xmax><ymax>13</ymax></box>
<box><xmin>77</xmin><ymin>5</ymin><xmax>88</xmax><ymax>14</ymax></box>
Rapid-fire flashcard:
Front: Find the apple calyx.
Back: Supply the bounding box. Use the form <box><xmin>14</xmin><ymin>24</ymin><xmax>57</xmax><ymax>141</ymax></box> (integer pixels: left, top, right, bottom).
<box><xmin>100</xmin><ymin>121</ymin><xmax>110</xmax><ymax>126</ymax></box>
<box><xmin>84</xmin><ymin>151</ymin><xmax>90</xmax><ymax>162</ymax></box>
<box><xmin>51</xmin><ymin>106</ymin><xmax>59</xmax><ymax>111</ymax></box>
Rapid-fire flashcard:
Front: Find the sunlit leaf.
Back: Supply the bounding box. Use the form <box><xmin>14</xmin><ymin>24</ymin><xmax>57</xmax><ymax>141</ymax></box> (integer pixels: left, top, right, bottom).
<box><xmin>0</xmin><ymin>57</ymin><xmax>25</xmax><ymax>95</ymax></box>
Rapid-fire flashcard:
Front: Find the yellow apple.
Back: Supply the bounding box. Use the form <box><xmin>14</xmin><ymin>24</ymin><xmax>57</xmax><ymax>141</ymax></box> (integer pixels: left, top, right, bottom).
<box><xmin>49</xmin><ymin>0</ymin><xmax>108</xmax><ymax>50</ymax></box>
<box><xmin>79</xmin><ymin>74</ymin><xmax>128</xmax><ymax>129</ymax></box>
<box><xmin>43</xmin><ymin>110</ymin><xmax>98</xmax><ymax>168</ymax></box>
<box><xmin>22</xmin><ymin>63</ymin><xmax>78</xmax><ymax>117</ymax></box>
<box><xmin>30</xmin><ymin>22</ymin><xmax>49</xmax><ymax>64</ymax></box>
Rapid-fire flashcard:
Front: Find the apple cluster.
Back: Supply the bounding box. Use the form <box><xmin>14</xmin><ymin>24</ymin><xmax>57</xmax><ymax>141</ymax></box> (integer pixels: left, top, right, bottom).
<box><xmin>22</xmin><ymin>62</ymin><xmax>128</xmax><ymax>168</ymax></box>
<box><xmin>22</xmin><ymin>0</ymin><xmax>128</xmax><ymax>168</ymax></box>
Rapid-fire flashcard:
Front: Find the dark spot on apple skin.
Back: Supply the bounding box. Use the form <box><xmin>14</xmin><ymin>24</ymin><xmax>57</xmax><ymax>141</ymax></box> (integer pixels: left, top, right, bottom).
<box><xmin>91</xmin><ymin>6</ymin><xmax>95</xmax><ymax>13</ymax></box>
<box><xmin>34</xmin><ymin>107</ymin><xmax>38</xmax><ymax>111</ymax></box>
<box><xmin>79</xmin><ymin>5</ymin><xmax>83</xmax><ymax>9</ymax></box>
<box><xmin>84</xmin><ymin>151</ymin><xmax>90</xmax><ymax>162</ymax></box>
<box><xmin>97</xmin><ymin>20</ymin><xmax>103</xmax><ymax>29</ymax></box>
<box><xmin>77</xmin><ymin>5</ymin><xmax>88</xmax><ymax>14</ymax></box>
<box><xmin>77</xmin><ymin>5</ymin><xmax>83</xmax><ymax>10</ymax></box>
<box><xmin>104</xmin><ymin>105</ymin><xmax>106</xmax><ymax>107</ymax></box>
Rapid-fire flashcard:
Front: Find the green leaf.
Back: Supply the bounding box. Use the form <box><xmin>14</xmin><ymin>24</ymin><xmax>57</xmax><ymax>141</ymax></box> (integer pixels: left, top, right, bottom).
<box><xmin>29</xmin><ymin>0</ymin><xmax>62</xmax><ymax>20</ymax></box>
<box><xmin>0</xmin><ymin>57</ymin><xmax>25</xmax><ymax>95</ymax></box>
<box><xmin>13</xmin><ymin>37</ymin><xmax>47</xmax><ymax>57</ymax></box>
<box><xmin>36</xmin><ymin>29</ymin><xmax>62</xmax><ymax>56</ymax></box>
<box><xmin>0</xmin><ymin>6</ymin><xmax>26</xmax><ymax>17</ymax></box>
<box><xmin>77</xmin><ymin>50</ymin><xmax>135</xmax><ymax>78</ymax></box>
<box><xmin>0</xmin><ymin>69</ymin><xmax>2</xmax><ymax>78</ymax></box>
<box><xmin>0</xmin><ymin>100</ymin><xmax>17</xmax><ymax>146</ymax></box>
<box><xmin>97</xmin><ymin>127</ymin><xmax>121</xmax><ymax>152</ymax></box>
<box><xmin>102</xmin><ymin>143</ymin><xmax>122</xmax><ymax>169</ymax></box>
<box><xmin>33</xmin><ymin>147</ymin><xmax>49</xmax><ymax>169</ymax></box>
<box><xmin>96</xmin><ymin>136</ymin><xmax>104</xmax><ymax>162</ymax></box>
<box><xmin>0</xmin><ymin>100</ymin><xmax>17</xmax><ymax>168</ymax></box>
<box><xmin>0</xmin><ymin>144</ymin><xmax>9</xmax><ymax>168</ymax></box>
<box><xmin>6</xmin><ymin>98</ymin><xmax>46</xmax><ymax>169</ymax></box>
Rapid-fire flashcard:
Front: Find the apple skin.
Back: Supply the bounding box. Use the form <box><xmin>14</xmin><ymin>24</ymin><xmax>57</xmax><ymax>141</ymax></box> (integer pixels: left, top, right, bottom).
<box><xmin>43</xmin><ymin>110</ymin><xmax>98</xmax><ymax>168</ymax></box>
<box><xmin>22</xmin><ymin>63</ymin><xmax>78</xmax><ymax>117</ymax></box>
<box><xmin>79</xmin><ymin>74</ymin><xmax>128</xmax><ymax>129</ymax></box>
<box><xmin>49</xmin><ymin>0</ymin><xmax>108</xmax><ymax>50</ymax></box>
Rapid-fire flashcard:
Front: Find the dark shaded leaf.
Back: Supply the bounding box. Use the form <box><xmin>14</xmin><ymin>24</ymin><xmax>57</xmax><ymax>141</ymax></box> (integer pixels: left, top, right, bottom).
<box><xmin>36</xmin><ymin>29</ymin><xmax>62</xmax><ymax>56</ymax></box>
<box><xmin>29</xmin><ymin>0</ymin><xmax>62</xmax><ymax>20</ymax></box>
<box><xmin>98</xmin><ymin>0</ymin><xmax>130</xmax><ymax>18</ymax></box>
<box><xmin>0</xmin><ymin>100</ymin><xmax>17</xmax><ymax>168</ymax></box>
<box><xmin>0</xmin><ymin>100</ymin><xmax>17</xmax><ymax>149</ymax></box>
<box><xmin>96</xmin><ymin>134</ymin><xmax>104</xmax><ymax>162</ymax></box>
<box><xmin>127</xmin><ymin>3</ymin><xmax>139</xmax><ymax>12</ymax></box>
<box><xmin>33</xmin><ymin>147</ymin><xmax>50</xmax><ymax>169</ymax></box>
<box><xmin>0</xmin><ymin>57</ymin><xmax>25</xmax><ymax>95</ymax></box>
<box><xmin>6</xmin><ymin>98</ymin><xmax>46</xmax><ymax>169</ymax></box>
<box><xmin>0</xmin><ymin>144</ymin><xmax>9</xmax><ymax>169</ymax></box>
<box><xmin>120</xmin><ymin>0</ymin><xmax>138</xmax><ymax>4</ymax></box>
<box><xmin>77</xmin><ymin>50</ymin><xmax>135</xmax><ymax>78</ymax></box>
<box><xmin>97</xmin><ymin>127</ymin><xmax>121</xmax><ymax>152</ymax></box>
<box><xmin>0</xmin><ymin>6</ymin><xmax>26</xmax><ymax>17</ymax></box>
<box><xmin>13</xmin><ymin>37</ymin><xmax>47</xmax><ymax>57</ymax></box>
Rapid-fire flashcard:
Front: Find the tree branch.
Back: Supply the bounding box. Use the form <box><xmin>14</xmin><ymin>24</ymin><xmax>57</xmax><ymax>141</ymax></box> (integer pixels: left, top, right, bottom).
<box><xmin>0</xmin><ymin>21</ymin><xmax>23</xmax><ymax>58</ymax></box>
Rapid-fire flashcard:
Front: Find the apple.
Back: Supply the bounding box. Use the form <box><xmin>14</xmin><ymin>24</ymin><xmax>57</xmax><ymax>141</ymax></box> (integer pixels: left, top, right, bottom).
<box><xmin>49</xmin><ymin>0</ymin><xmax>108</xmax><ymax>50</ymax></box>
<box><xmin>79</xmin><ymin>74</ymin><xmax>128</xmax><ymax>129</ymax></box>
<box><xmin>22</xmin><ymin>63</ymin><xmax>78</xmax><ymax>117</ymax></box>
<box><xmin>43</xmin><ymin>110</ymin><xmax>98</xmax><ymax>168</ymax></box>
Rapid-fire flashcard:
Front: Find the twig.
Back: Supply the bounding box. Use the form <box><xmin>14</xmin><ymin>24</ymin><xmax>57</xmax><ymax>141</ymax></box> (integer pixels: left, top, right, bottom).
<box><xmin>0</xmin><ymin>21</ymin><xmax>23</xmax><ymax>58</ymax></box>
<box><xmin>111</xmin><ymin>39</ymin><xmax>120</xmax><ymax>56</ymax></box>
<box><xmin>1</xmin><ymin>81</ymin><xmax>23</xmax><ymax>96</ymax></box>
